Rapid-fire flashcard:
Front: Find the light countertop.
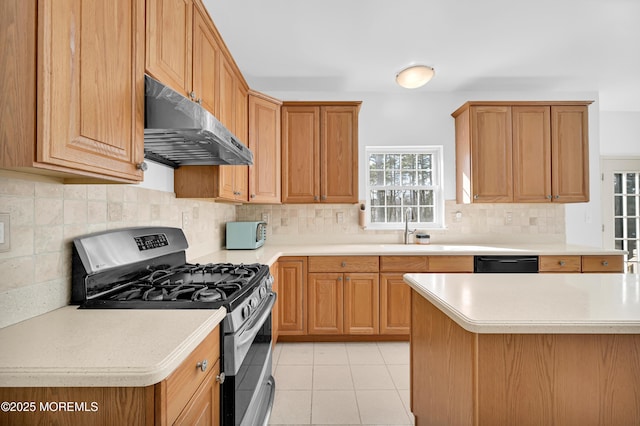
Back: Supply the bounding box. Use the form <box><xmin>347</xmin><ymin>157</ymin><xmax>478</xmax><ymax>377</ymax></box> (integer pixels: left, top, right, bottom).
<box><xmin>191</xmin><ymin>242</ymin><xmax>624</xmax><ymax>266</ymax></box>
<box><xmin>404</xmin><ymin>273</ymin><xmax>640</xmax><ymax>334</ymax></box>
<box><xmin>0</xmin><ymin>306</ymin><xmax>226</xmax><ymax>387</ymax></box>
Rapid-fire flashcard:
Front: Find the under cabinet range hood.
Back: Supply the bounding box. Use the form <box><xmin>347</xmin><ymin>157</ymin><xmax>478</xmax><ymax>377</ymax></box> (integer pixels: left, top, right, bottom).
<box><xmin>143</xmin><ymin>75</ymin><xmax>253</xmax><ymax>168</ymax></box>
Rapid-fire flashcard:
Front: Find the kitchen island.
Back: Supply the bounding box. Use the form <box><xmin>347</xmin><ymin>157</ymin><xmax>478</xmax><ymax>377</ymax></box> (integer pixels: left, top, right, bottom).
<box><xmin>403</xmin><ymin>273</ymin><xmax>640</xmax><ymax>426</ymax></box>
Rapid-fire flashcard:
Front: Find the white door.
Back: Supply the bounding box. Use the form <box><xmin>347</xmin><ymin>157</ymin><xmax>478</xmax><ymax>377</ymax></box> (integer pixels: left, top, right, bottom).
<box><xmin>601</xmin><ymin>157</ymin><xmax>640</xmax><ymax>273</ymax></box>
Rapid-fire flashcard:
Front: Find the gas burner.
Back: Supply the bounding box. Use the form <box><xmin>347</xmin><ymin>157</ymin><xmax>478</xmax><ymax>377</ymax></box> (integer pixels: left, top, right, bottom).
<box><xmin>193</xmin><ymin>287</ymin><xmax>225</xmax><ymax>302</ymax></box>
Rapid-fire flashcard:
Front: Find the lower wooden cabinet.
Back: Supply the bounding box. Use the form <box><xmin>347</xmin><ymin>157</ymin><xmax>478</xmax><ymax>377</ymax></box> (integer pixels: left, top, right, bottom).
<box><xmin>307</xmin><ymin>272</ymin><xmax>379</xmax><ymax>335</ymax></box>
<box><xmin>344</xmin><ymin>273</ymin><xmax>380</xmax><ymax>335</ymax></box>
<box><xmin>539</xmin><ymin>255</ymin><xmax>582</xmax><ymax>272</ymax></box>
<box><xmin>277</xmin><ymin>257</ymin><xmax>307</xmax><ymax>335</ymax></box>
<box><xmin>174</xmin><ymin>358</ymin><xmax>221</xmax><ymax>426</ymax></box>
<box><xmin>540</xmin><ymin>255</ymin><xmax>624</xmax><ymax>273</ymax></box>
<box><xmin>0</xmin><ymin>327</ymin><xmax>221</xmax><ymax>426</ymax></box>
<box><xmin>307</xmin><ymin>272</ymin><xmax>344</xmax><ymax>335</ymax></box>
<box><xmin>380</xmin><ymin>273</ymin><xmax>411</xmax><ymax>335</ymax></box>
<box><xmin>581</xmin><ymin>255</ymin><xmax>624</xmax><ymax>273</ymax></box>
<box><xmin>160</xmin><ymin>328</ymin><xmax>221</xmax><ymax>425</ymax></box>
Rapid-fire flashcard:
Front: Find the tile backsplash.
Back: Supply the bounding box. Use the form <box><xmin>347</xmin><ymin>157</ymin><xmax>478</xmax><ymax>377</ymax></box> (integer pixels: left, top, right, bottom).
<box><xmin>1</xmin><ymin>170</ymin><xmax>566</xmax><ymax>328</ymax></box>
<box><xmin>236</xmin><ymin>200</ymin><xmax>566</xmax><ymax>245</ymax></box>
<box><xmin>0</xmin><ymin>171</ymin><xmax>236</xmax><ymax>328</ymax></box>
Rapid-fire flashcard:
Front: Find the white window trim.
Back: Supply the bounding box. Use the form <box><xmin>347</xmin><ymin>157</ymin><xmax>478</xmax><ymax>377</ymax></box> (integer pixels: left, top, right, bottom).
<box><xmin>365</xmin><ymin>146</ymin><xmax>445</xmax><ymax>230</ymax></box>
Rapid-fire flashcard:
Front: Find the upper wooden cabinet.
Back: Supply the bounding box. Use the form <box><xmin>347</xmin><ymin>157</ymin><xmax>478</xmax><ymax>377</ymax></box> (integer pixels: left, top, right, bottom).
<box><xmin>147</xmin><ymin>0</ymin><xmax>222</xmax><ymax>112</ymax></box>
<box><xmin>1</xmin><ymin>0</ymin><xmax>145</xmax><ymax>183</ymax></box>
<box><xmin>453</xmin><ymin>101</ymin><xmax>592</xmax><ymax>204</ymax></box>
<box><xmin>282</xmin><ymin>102</ymin><xmax>361</xmax><ymax>204</ymax></box>
<box><xmin>249</xmin><ymin>91</ymin><xmax>282</xmax><ymax>203</ymax></box>
<box><xmin>164</xmin><ymin>0</ymin><xmax>250</xmax><ymax>202</ymax></box>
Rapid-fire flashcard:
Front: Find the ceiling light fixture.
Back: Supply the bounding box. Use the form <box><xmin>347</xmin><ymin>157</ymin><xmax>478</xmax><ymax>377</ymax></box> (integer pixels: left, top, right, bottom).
<box><xmin>395</xmin><ymin>65</ymin><xmax>435</xmax><ymax>89</ymax></box>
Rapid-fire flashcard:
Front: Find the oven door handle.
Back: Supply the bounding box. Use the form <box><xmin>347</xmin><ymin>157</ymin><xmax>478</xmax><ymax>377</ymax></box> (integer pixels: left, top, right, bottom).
<box><xmin>237</xmin><ymin>292</ymin><xmax>276</xmax><ymax>348</ymax></box>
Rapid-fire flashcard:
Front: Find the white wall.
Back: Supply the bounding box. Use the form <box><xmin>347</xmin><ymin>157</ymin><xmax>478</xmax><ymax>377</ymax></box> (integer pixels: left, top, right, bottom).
<box><xmin>270</xmin><ymin>89</ymin><xmax>602</xmax><ymax>246</ymax></box>
<box><xmin>600</xmin><ymin>111</ymin><xmax>640</xmax><ymax>156</ymax></box>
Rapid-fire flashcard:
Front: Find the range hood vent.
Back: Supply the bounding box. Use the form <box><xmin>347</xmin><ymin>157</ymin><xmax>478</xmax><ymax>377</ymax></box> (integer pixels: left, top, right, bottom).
<box><xmin>144</xmin><ymin>75</ymin><xmax>253</xmax><ymax>168</ymax></box>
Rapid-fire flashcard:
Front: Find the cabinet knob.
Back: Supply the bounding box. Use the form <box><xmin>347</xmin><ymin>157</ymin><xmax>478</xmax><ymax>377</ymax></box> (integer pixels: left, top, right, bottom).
<box><xmin>196</xmin><ymin>98</ymin><xmax>202</xmax><ymax>105</ymax></box>
<box><xmin>251</xmin><ymin>194</ymin><xmax>256</xmax><ymax>199</ymax></box>
<box><xmin>314</xmin><ymin>196</ymin><xmax>319</xmax><ymax>201</ymax></box>
<box><xmin>473</xmin><ymin>194</ymin><xmax>479</xmax><ymax>200</ymax></box>
<box><xmin>196</xmin><ymin>359</ymin><xmax>208</xmax><ymax>372</ymax></box>
<box><xmin>345</xmin><ymin>276</ymin><xmax>350</xmax><ymax>281</ymax></box>
<box><xmin>321</xmin><ymin>195</ymin><xmax>327</xmax><ymax>200</ymax></box>
<box><xmin>554</xmin><ymin>195</ymin><xmax>560</xmax><ymax>199</ymax></box>
<box><xmin>602</xmin><ymin>260</ymin><xmax>609</xmax><ymax>266</ymax></box>
<box><xmin>136</xmin><ymin>162</ymin><xmax>148</xmax><ymax>171</ymax></box>
<box><xmin>547</xmin><ymin>195</ymin><xmax>553</xmax><ymax>200</ymax></box>
<box><xmin>216</xmin><ymin>372</ymin><xmax>226</xmax><ymax>384</ymax></box>
<box><xmin>338</xmin><ymin>276</ymin><xmax>342</xmax><ymax>281</ymax></box>
<box><xmin>559</xmin><ymin>260</ymin><xmax>566</xmax><ymax>266</ymax></box>
<box><xmin>189</xmin><ymin>91</ymin><xmax>196</xmax><ymax>100</ymax></box>
<box><xmin>341</xmin><ymin>261</ymin><xmax>347</xmax><ymax>267</ymax></box>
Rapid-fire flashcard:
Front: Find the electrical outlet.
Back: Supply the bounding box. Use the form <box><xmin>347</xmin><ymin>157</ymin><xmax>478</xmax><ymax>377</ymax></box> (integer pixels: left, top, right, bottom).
<box><xmin>454</xmin><ymin>211</ymin><xmax>463</xmax><ymax>222</ymax></box>
<box><xmin>182</xmin><ymin>212</ymin><xmax>191</xmax><ymax>229</ymax></box>
<box><xmin>0</xmin><ymin>213</ymin><xmax>10</xmax><ymax>252</ymax></box>
<box><xmin>505</xmin><ymin>211</ymin><xmax>513</xmax><ymax>225</ymax></box>
<box><xmin>261</xmin><ymin>213</ymin><xmax>269</xmax><ymax>223</ymax></box>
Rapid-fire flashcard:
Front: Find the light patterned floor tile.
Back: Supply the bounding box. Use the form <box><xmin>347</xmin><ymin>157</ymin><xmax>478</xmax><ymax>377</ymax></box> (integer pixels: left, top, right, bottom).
<box><xmin>312</xmin><ymin>390</ymin><xmax>360</xmax><ymax>424</ymax></box>
<box><xmin>356</xmin><ymin>390</ymin><xmax>412</xmax><ymax>425</ymax></box>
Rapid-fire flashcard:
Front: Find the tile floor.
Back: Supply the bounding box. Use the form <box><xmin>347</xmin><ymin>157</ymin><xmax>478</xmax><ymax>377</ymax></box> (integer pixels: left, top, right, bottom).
<box><xmin>269</xmin><ymin>342</ymin><xmax>414</xmax><ymax>425</ymax></box>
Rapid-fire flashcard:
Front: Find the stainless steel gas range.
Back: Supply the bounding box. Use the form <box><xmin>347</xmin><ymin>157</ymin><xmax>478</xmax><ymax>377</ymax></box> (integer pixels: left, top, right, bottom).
<box><xmin>71</xmin><ymin>226</ymin><xmax>275</xmax><ymax>426</ymax></box>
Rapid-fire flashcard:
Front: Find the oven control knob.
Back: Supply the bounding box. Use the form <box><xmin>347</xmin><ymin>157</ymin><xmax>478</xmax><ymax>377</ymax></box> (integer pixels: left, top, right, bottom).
<box><xmin>242</xmin><ymin>305</ymin><xmax>251</xmax><ymax>319</ymax></box>
<box><xmin>251</xmin><ymin>298</ymin><xmax>258</xmax><ymax>308</ymax></box>
<box><xmin>259</xmin><ymin>287</ymin><xmax>267</xmax><ymax>298</ymax></box>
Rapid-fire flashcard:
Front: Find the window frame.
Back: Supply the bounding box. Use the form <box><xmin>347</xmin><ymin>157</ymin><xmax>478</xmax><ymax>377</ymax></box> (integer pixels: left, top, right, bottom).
<box><xmin>365</xmin><ymin>145</ymin><xmax>445</xmax><ymax>230</ymax></box>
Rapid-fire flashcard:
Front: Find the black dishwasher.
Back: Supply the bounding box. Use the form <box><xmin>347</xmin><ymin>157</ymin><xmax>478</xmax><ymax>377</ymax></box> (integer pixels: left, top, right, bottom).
<box><xmin>474</xmin><ymin>256</ymin><xmax>539</xmax><ymax>273</ymax></box>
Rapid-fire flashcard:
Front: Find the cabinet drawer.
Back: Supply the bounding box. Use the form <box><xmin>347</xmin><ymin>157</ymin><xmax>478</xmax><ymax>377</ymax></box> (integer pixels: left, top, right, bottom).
<box><xmin>581</xmin><ymin>255</ymin><xmax>624</xmax><ymax>273</ymax></box>
<box><xmin>428</xmin><ymin>256</ymin><xmax>474</xmax><ymax>272</ymax></box>
<box><xmin>308</xmin><ymin>256</ymin><xmax>379</xmax><ymax>272</ymax></box>
<box><xmin>380</xmin><ymin>256</ymin><xmax>428</xmax><ymax>272</ymax></box>
<box><xmin>165</xmin><ymin>328</ymin><xmax>220</xmax><ymax>425</ymax></box>
<box><xmin>539</xmin><ymin>256</ymin><xmax>581</xmax><ymax>272</ymax></box>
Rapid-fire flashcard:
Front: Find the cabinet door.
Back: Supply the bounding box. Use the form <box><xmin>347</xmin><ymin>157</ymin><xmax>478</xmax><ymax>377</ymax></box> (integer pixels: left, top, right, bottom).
<box><xmin>249</xmin><ymin>93</ymin><xmax>282</xmax><ymax>203</ymax></box>
<box><xmin>321</xmin><ymin>106</ymin><xmax>359</xmax><ymax>203</ymax></box>
<box><xmin>39</xmin><ymin>0</ymin><xmax>144</xmax><ymax>182</ymax></box>
<box><xmin>513</xmin><ymin>106</ymin><xmax>552</xmax><ymax>202</ymax></box>
<box><xmin>380</xmin><ymin>273</ymin><xmax>411</xmax><ymax>335</ymax></box>
<box><xmin>215</xmin><ymin>57</ymin><xmax>237</xmax><ymax>200</ymax></box>
<box><xmin>470</xmin><ymin>106</ymin><xmax>513</xmax><ymax>202</ymax></box>
<box><xmin>307</xmin><ymin>273</ymin><xmax>344</xmax><ymax>335</ymax></box>
<box><xmin>344</xmin><ymin>273</ymin><xmax>379</xmax><ymax>335</ymax></box>
<box><xmin>551</xmin><ymin>105</ymin><xmax>589</xmax><ymax>202</ymax></box>
<box><xmin>192</xmin><ymin>3</ymin><xmax>219</xmax><ymax>115</ymax></box>
<box><xmin>146</xmin><ymin>0</ymin><xmax>192</xmax><ymax>97</ymax></box>
<box><xmin>278</xmin><ymin>258</ymin><xmax>306</xmax><ymax>335</ymax></box>
<box><xmin>174</xmin><ymin>359</ymin><xmax>221</xmax><ymax>426</ymax></box>
<box><xmin>281</xmin><ymin>106</ymin><xmax>321</xmax><ymax>203</ymax></box>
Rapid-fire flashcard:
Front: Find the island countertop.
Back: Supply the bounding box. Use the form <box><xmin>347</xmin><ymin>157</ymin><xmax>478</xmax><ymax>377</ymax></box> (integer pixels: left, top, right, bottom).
<box><xmin>403</xmin><ymin>273</ymin><xmax>640</xmax><ymax>334</ymax></box>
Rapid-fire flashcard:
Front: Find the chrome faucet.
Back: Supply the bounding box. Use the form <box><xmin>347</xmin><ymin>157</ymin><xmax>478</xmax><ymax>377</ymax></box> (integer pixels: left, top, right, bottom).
<box><xmin>404</xmin><ymin>208</ymin><xmax>415</xmax><ymax>244</ymax></box>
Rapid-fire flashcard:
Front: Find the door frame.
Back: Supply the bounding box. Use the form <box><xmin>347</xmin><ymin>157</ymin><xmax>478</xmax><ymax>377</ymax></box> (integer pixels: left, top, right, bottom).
<box><xmin>600</xmin><ymin>156</ymin><xmax>640</xmax><ymax>249</ymax></box>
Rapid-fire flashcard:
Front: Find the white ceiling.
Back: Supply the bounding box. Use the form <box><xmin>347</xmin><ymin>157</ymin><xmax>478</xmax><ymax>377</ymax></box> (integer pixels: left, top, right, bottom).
<box><xmin>203</xmin><ymin>0</ymin><xmax>640</xmax><ymax>112</ymax></box>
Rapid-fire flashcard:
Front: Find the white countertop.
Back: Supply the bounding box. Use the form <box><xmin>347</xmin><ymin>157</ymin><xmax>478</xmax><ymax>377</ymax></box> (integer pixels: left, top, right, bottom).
<box><xmin>191</xmin><ymin>242</ymin><xmax>624</xmax><ymax>266</ymax></box>
<box><xmin>0</xmin><ymin>306</ymin><xmax>226</xmax><ymax>387</ymax></box>
<box><xmin>404</xmin><ymin>273</ymin><xmax>640</xmax><ymax>334</ymax></box>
